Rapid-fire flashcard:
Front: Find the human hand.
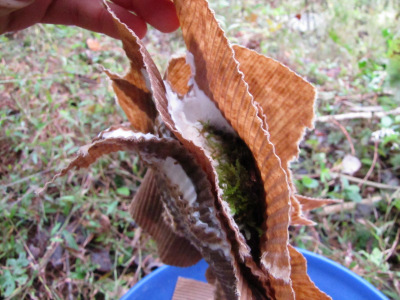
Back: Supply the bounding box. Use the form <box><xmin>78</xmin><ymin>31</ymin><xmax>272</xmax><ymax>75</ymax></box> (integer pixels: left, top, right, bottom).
<box><xmin>0</xmin><ymin>0</ymin><xmax>179</xmax><ymax>39</ymax></box>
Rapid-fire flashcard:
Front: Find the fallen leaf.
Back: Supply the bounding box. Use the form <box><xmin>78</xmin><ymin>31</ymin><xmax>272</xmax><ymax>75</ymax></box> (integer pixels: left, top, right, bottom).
<box><xmin>86</xmin><ymin>38</ymin><xmax>101</xmax><ymax>51</ymax></box>
<box><xmin>91</xmin><ymin>249</ymin><xmax>112</xmax><ymax>273</ymax></box>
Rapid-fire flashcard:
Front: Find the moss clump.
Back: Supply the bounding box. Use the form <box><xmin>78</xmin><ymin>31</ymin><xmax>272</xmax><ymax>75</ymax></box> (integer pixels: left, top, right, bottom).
<box><xmin>200</xmin><ymin>123</ymin><xmax>264</xmax><ymax>252</ymax></box>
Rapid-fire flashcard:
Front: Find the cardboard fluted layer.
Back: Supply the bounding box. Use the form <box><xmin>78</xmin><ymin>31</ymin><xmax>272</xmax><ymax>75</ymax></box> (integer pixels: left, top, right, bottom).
<box><xmin>295</xmin><ymin>195</ymin><xmax>341</xmax><ymax>212</ymax></box>
<box><xmin>172</xmin><ymin>277</ymin><xmax>214</xmax><ymax>300</ymax></box>
<box><xmin>163</xmin><ymin>53</ymin><xmax>330</xmax><ymax>227</ymax></box>
<box><xmin>106</xmin><ymin>3</ymin><xmax>224</xmax><ymax>198</ymax></box>
<box><xmin>45</xmin><ymin>1</ymin><xmax>339</xmax><ymax>298</ymax></box>
<box><xmin>104</xmin><ymin>3</ymin><xmax>176</xmax><ymax>133</ymax></box>
<box><xmin>232</xmin><ymin>46</ymin><xmax>341</xmax><ymax>226</ymax></box>
<box><xmin>266</xmin><ymin>246</ymin><xmax>333</xmax><ymax>300</ymax></box>
<box><xmin>231</xmin><ymin>45</ymin><xmax>315</xmax><ymax>168</ymax></box>
<box><xmin>130</xmin><ymin>169</ymin><xmax>202</xmax><ymax>267</ymax></box>
<box><xmin>165</xmin><ymin>53</ymin><xmax>273</xmax><ymax>299</ymax></box>
<box><xmin>104</xmin><ymin>70</ymin><xmax>156</xmax><ymax>133</ymax></box>
<box><xmin>174</xmin><ymin>0</ymin><xmax>293</xmax><ymax>294</ymax></box>
<box><xmin>165</xmin><ymin>56</ymin><xmax>192</xmax><ymax>96</ymax></box>
<box><xmin>102</xmin><ymin>12</ymin><xmax>158</xmax><ymax>133</ymax></box>
<box><xmin>289</xmin><ymin>195</ymin><xmax>316</xmax><ymax>226</ymax></box>
<box><xmin>104</xmin><ymin>6</ymin><xmax>252</xmax><ymax>298</ymax></box>
<box><xmin>288</xmin><ymin>246</ymin><xmax>331</xmax><ymax>299</ymax></box>
<box><xmin>153</xmin><ymin>153</ymin><xmax>237</xmax><ymax>299</ymax></box>
<box><xmin>52</xmin><ymin>125</ymin><xmax>239</xmax><ymax>299</ymax></box>
<box><xmin>231</xmin><ymin>45</ymin><xmax>316</xmax><ymax>226</ymax></box>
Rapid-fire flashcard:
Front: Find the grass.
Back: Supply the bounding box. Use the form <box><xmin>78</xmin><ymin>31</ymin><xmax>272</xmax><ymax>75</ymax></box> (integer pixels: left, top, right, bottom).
<box><xmin>1</xmin><ymin>0</ymin><xmax>399</xmax><ymax>299</ymax></box>
<box><xmin>0</xmin><ymin>25</ymin><xmax>158</xmax><ymax>299</ymax></box>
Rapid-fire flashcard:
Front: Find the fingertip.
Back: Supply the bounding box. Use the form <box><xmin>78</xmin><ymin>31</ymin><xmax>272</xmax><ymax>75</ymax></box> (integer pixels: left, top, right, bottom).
<box><xmin>121</xmin><ymin>14</ymin><xmax>148</xmax><ymax>38</ymax></box>
<box><xmin>149</xmin><ymin>0</ymin><xmax>179</xmax><ymax>33</ymax></box>
<box><xmin>110</xmin><ymin>0</ymin><xmax>180</xmax><ymax>34</ymax></box>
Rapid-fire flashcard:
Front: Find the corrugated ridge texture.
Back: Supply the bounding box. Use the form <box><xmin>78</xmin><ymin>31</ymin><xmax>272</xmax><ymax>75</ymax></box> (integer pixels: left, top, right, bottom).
<box><xmin>172</xmin><ymin>277</ymin><xmax>214</xmax><ymax>300</ymax></box>
<box><xmin>130</xmin><ymin>169</ymin><xmax>202</xmax><ymax>266</ymax></box>
<box><xmin>174</xmin><ymin>1</ymin><xmax>292</xmax><ymax>296</ymax></box>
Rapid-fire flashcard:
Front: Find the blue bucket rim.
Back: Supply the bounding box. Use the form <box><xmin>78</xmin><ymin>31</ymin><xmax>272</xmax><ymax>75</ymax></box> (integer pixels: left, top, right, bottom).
<box><xmin>298</xmin><ymin>248</ymin><xmax>387</xmax><ymax>299</ymax></box>
<box><xmin>121</xmin><ymin>248</ymin><xmax>388</xmax><ymax>300</ymax></box>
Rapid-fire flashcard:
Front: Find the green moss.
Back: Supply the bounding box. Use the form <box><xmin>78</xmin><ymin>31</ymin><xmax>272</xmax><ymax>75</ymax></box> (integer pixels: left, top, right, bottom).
<box><xmin>200</xmin><ymin>123</ymin><xmax>264</xmax><ymax>248</ymax></box>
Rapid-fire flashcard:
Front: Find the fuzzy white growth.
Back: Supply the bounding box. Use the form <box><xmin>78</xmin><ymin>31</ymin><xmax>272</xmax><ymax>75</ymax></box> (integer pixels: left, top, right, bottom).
<box><xmin>261</xmin><ymin>252</ymin><xmax>291</xmax><ymax>282</ymax></box>
<box><xmin>186</xmin><ymin>52</ymin><xmax>196</xmax><ymax>73</ymax></box>
<box><xmin>165</xmin><ymin>51</ymin><xmax>236</xmax><ymax>150</ymax></box>
<box><xmin>100</xmin><ymin>128</ymin><xmax>155</xmax><ymax>140</ymax></box>
<box><xmin>99</xmin><ymin>127</ymin><xmax>199</xmax><ymax>213</ymax></box>
<box><xmin>185</xmin><ymin>52</ymin><xmax>196</xmax><ymax>87</ymax></box>
<box><xmin>164</xmin><ymin>52</ymin><xmax>235</xmax><ymax>259</ymax></box>
<box><xmin>140</xmin><ymin>155</ymin><xmax>197</xmax><ymax>206</ymax></box>
<box><xmin>81</xmin><ymin>128</ymin><xmax>154</xmax><ymax>158</ymax></box>
<box><xmin>159</xmin><ymin>157</ymin><xmax>197</xmax><ymax>206</ymax></box>
<box><xmin>100</xmin><ymin>127</ymin><xmax>231</xmax><ymax>257</ymax></box>
<box><xmin>192</xmin><ymin>211</ymin><xmax>231</xmax><ymax>257</ymax></box>
<box><xmin>165</xmin><ymin>52</ymin><xmax>239</xmax><ymax>256</ymax></box>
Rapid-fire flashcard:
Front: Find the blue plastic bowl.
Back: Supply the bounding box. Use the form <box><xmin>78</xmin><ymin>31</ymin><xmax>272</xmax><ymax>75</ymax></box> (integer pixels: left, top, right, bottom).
<box><xmin>121</xmin><ymin>248</ymin><xmax>388</xmax><ymax>300</ymax></box>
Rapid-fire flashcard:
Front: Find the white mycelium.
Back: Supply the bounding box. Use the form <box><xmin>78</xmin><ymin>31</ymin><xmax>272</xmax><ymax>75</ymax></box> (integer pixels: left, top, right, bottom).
<box><xmin>165</xmin><ymin>51</ymin><xmax>236</xmax><ymax>152</ymax></box>
<box><xmin>142</xmin><ymin>156</ymin><xmax>231</xmax><ymax>258</ymax></box>
<box><xmin>100</xmin><ymin>129</ymin><xmax>198</xmax><ymax>207</ymax></box>
<box><xmin>100</xmin><ymin>128</ymin><xmax>155</xmax><ymax>140</ymax></box>
<box><xmin>164</xmin><ymin>52</ymin><xmax>241</xmax><ymax>229</ymax></box>
<box><xmin>159</xmin><ymin>157</ymin><xmax>197</xmax><ymax>206</ymax></box>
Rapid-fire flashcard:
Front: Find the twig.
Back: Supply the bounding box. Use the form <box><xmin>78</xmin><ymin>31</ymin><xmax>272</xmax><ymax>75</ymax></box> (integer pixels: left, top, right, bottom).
<box><xmin>348</xmin><ymin>106</ymin><xmax>386</xmax><ymax>112</ymax></box>
<box><xmin>316</xmin><ymin>107</ymin><xmax>400</xmax><ymax>122</ymax></box>
<box><xmin>337</xmin><ymin>92</ymin><xmax>393</xmax><ymax>102</ymax></box>
<box><xmin>0</xmin><ymin>170</ymin><xmax>52</xmax><ymax>189</ymax></box>
<box><xmin>320</xmin><ymin>196</ymin><xmax>382</xmax><ymax>215</ymax></box>
<box><xmin>329</xmin><ymin>173</ymin><xmax>400</xmax><ymax>190</ymax></box>
<box><xmin>358</xmin><ymin>140</ymin><xmax>379</xmax><ymax>188</ymax></box>
<box><xmin>65</xmin><ymin>251</ymin><xmax>73</xmax><ymax>300</ymax></box>
<box><xmin>295</xmin><ymin>172</ymin><xmax>400</xmax><ymax>191</ymax></box>
<box><xmin>384</xmin><ymin>229</ymin><xmax>400</xmax><ymax>262</ymax></box>
<box><xmin>330</xmin><ymin>118</ymin><xmax>355</xmax><ymax>155</ymax></box>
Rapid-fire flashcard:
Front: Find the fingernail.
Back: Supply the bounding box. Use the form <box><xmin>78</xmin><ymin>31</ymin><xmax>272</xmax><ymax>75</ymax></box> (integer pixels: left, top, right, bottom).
<box><xmin>0</xmin><ymin>0</ymin><xmax>34</xmax><ymax>16</ymax></box>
